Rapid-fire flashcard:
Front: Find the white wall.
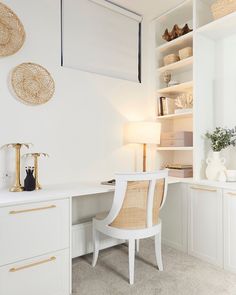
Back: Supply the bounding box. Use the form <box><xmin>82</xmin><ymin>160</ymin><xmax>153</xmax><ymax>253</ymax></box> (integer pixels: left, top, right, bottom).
<box><xmin>0</xmin><ymin>0</ymin><xmax>155</xmax><ymax>188</ymax></box>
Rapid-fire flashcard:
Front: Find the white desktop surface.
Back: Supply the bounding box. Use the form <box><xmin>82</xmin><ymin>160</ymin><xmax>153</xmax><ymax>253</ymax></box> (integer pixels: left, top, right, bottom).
<box><xmin>0</xmin><ymin>183</ymin><xmax>114</xmax><ymax>207</ymax></box>
<box><xmin>1</xmin><ymin>177</ymin><xmax>236</xmax><ymax>208</ymax></box>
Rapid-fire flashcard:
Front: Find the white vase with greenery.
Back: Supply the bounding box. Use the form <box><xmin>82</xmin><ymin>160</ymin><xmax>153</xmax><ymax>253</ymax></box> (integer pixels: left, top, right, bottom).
<box><xmin>205</xmin><ymin>127</ymin><xmax>236</xmax><ymax>181</ymax></box>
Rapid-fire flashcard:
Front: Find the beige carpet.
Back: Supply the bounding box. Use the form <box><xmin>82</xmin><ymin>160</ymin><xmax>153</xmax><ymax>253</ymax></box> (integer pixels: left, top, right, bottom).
<box><xmin>72</xmin><ymin>239</ymin><xmax>236</xmax><ymax>295</ymax></box>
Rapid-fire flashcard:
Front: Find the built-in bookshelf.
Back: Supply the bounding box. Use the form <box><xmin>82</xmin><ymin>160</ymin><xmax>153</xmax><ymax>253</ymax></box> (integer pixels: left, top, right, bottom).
<box><xmin>152</xmin><ymin>0</ymin><xmax>236</xmax><ymax>180</ymax></box>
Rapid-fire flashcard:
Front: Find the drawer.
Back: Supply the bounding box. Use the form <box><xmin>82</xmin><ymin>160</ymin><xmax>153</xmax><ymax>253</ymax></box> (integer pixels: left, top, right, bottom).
<box><xmin>0</xmin><ymin>199</ymin><xmax>69</xmax><ymax>266</ymax></box>
<box><xmin>0</xmin><ymin>249</ymin><xmax>69</xmax><ymax>295</ymax></box>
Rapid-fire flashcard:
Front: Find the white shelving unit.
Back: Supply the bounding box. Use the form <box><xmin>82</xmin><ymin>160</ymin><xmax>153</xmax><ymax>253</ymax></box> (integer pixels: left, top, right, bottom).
<box><xmin>154</xmin><ymin>0</ymin><xmax>194</xmax><ymax>173</ymax></box>
<box><xmin>153</xmin><ymin>0</ymin><xmax>236</xmax><ymax>180</ymax></box>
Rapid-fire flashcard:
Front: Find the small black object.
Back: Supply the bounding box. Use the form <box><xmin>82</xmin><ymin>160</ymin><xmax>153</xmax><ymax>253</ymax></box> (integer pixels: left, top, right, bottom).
<box><xmin>24</xmin><ymin>167</ymin><xmax>36</xmax><ymax>191</ymax></box>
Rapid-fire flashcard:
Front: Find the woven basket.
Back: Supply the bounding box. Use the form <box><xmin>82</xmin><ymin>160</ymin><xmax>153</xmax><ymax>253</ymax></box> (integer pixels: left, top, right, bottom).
<box><xmin>0</xmin><ymin>2</ymin><xmax>25</xmax><ymax>56</ymax></box>
<box><xmin>211</xmin><ymin>0</ymin><xmax>236</xmax><ymax>20</ymax></box>
<box><xmin>163</xmin><ymin>54</ymin><xmax>180</xmax><ymax>66</ymax></box>
<box><xmin>11</xmin><ymin>63</ymin><xmax>55</xmax><ymax>105</ymax></box>
<box><xmin>179</xmin><ymin>47</ymin><xmax>193</xmax><ymax>60</ymax></box>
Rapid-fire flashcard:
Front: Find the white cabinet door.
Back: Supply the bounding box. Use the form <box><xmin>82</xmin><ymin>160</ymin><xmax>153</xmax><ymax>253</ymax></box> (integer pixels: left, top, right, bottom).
<box><xmin>188</xmin><ymin>185</ymin><xmax>223</xmax><ymax>266</ymax></box>
<box><xmin>224</xmin><ymin>190</ymin><xmax>236</xmax><ymax>272</ymax></box>
<box><xmin>160</xmin><ymin>183</ymin><xmax>188</xmax><ymax>252</ymax></box>
<box><xmin>0</xmin><ymin>199</ymin><xmax>70</xmax><ymax>265</ymax></box>
<box><xmin>0</xmin><ymin>249</ymin><xmax>70</xmax><ymax>295</ymax></box>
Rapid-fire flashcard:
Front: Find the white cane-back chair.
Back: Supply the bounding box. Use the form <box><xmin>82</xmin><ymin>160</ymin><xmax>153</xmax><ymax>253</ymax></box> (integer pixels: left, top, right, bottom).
<box><xmin>92</xmin><ymin>170</ymin><xmax>168</xmax><ymax>285</ymax></box>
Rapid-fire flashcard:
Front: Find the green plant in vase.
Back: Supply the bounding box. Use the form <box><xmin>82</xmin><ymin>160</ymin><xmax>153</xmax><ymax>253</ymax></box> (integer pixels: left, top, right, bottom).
<box><xmin>205</xmin><ymin>127</ymin><xmax>236</xmax><ymax>181</ymax></box>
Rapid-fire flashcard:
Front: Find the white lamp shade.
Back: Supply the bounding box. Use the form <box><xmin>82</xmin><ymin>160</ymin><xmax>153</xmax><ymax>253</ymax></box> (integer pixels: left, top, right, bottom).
<box><xmin>125</xmin><ymin>121</ymin><xmax>161</xmax><ymax>144</ymax></box>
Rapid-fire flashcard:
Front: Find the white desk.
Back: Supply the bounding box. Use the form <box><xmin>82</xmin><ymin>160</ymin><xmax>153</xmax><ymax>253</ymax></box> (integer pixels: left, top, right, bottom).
<box><xmin>1</xmin><ymin>178</ymin><xmax>236</xmax><ymax>295</ymax></box>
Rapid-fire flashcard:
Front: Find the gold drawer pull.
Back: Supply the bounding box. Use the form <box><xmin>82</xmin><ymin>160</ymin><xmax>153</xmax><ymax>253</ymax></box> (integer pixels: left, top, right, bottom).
<box><xmin>9</xmin><ymin>204</ymin><xmax>56</xmax><ymax>214</ymax></box>
<box><xmin>227</xmin><ymin>192</ymin><xmax>236</xmax><ymax>197</ymax></box>
<box><xmin>190</xmin><ymin>186</ymin><xmax>217</xmax><ymax>192</ymax></box>
<box><xmin>9</xmin><ymin>256</ymin><xmax>56</xmax><ymax>272</ymax></box>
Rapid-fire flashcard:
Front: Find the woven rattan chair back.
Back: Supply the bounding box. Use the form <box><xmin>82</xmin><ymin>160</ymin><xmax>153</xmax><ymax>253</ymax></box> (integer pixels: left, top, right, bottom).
<box><xmin>110</xmin><ymin>172</ymin><xmax>167</xmax><ymax>229</ymax></box>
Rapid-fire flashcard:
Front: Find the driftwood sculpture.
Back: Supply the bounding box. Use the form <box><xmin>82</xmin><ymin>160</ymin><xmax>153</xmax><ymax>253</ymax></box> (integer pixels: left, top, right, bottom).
<box><xmin>162</xmin><ymin>24</ymin><xmax>192</xmax><ymax>42</ymax></box>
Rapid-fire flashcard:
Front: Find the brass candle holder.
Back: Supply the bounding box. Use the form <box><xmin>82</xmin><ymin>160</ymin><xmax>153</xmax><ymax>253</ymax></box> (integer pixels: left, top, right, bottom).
<box><xmin>23</xmin><ymin>153</ymin><xmax>49</xmax><ymax>190</ymax></box>
<box><xmin>2</xmin><ymin>143</ymin><xmax>31</xmax><ymax>192</ymax></box>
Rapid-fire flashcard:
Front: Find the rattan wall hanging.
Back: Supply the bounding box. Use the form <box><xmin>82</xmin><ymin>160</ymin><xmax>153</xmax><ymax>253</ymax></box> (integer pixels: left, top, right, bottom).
<box><xmin>11</xmin><ymin>63</ymin><xmax>55</xmax><ymax>105</ymax></box>
<box><xmin>0</xmin><ymin>2</ymin><xmax>25</xmax><ymax>56</ymax></box>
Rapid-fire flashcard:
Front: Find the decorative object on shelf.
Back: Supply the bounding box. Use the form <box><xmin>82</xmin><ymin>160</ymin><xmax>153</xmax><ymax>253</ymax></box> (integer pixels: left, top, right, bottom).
<box><xmin>163</xmin><ymin>54</ymin><xmax>180</xmax><ymax>66</ymax></box>
<box><xmin>124</xmin><ymin>121</ymin><xmax>161</xmax><ymax>172</ymax></box>
<box><xmin>161</xmin><ymin>131</ymin><xmax>193</xmax><ymax>147</ymax></box>
<box><xmin>211</xmin><ymin>0</ymin><xmax>236</xmax><ymax>20</ymax></box>
<box><xmin>206</xmin><ymin>152</ymin><xmax>226</xmax><ymax>181</ymax></box>
<box><xmin>179</xmin><ymin>47</ymin><xmax>193</xmax><ymax>60</ymax></box>
<box><xmin>0</xmin><ymin>2</ymin><xmax>25</xmax><ymax>56</ymax></box>
<box><xmin>205</xmin><ymin>127</ymin><xmax>236</xmax><ymax>181</ymax></box>
<box><xmin>163</xmin><ymin>71</ymin><xmax>171</xmax><ymax>87</ymax></box>
<box><xmin>162</xmin><ymin>24</ymin><xmax>192</xmax><ymax>42</ymax></box>
<box><xmin>23</xmin><ymin>153</ymin><xmax>49</xmax><ymax>190</ymax></box>
<box><xmin>24</xmin><ymin>167</ymin><xmax>36</xmax><ymax>191</ymax></box>
<box><xmin>1</xmin><ymin>143</ymin><xmax>31</xmax><ymax>192</ymax></box>
<box><xmin>11</xmin><ymin>63</ymin><xmax>55</xmax><ymax>105</ymax></box>
<box><xmin>166</xmin><ymin>163</ymin><xmax>193</xmax><ymax>178</ymax></box>
<box><xmin>175</xmin><ymin>92</ymin><xmax>193</xmax><ymax>113</ymax></box>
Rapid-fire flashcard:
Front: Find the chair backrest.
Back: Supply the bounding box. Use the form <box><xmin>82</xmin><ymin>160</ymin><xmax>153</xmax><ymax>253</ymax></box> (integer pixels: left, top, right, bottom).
<box><xmin>102</xmin><ymin>170</ymin><xmax>168</xmax><ymax>230</ymax></box>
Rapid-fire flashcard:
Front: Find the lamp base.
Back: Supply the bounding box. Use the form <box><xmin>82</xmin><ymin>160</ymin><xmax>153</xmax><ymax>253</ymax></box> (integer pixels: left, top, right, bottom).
<box><xmin>10</xmin><ymin>185</ymin><xmax>24</xmax><ymax>192</ymax></box>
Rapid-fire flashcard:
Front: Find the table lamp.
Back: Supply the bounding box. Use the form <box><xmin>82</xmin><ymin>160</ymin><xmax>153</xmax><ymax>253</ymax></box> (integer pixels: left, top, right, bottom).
<box><xmin>125</xmin><ymin>121</ymin><xmax>161</xmax><ymax>172</ymax></box>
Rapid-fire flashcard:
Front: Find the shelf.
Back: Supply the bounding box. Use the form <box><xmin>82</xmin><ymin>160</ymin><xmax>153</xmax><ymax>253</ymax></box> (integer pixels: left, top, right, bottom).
<box><xmin>157</xmin><ymin>81</ymin><xmax>193</xmax><ymax>95</ymax></box>
<box><xmin>157</xmin><ymin>147</ymin><xmax>193</xmax><ymax>151</ymax></box>
<box><xmin>157</xmin><ymin>111</ymin><xmax>193</xmax><ymax>120</ymax></box>
<box><xmin>157</xmin><ymin>56</ymin><xmax>193</xmax><ymax>74</ymax></box>
<box><xmin>196</xmin><ymin>11</ymin><xmax>236</xmax><ymax>39</ymax></box>
<box><xmin>156</xmin><ymin>31</ymin><xmax>193</xmax><ymax>53</ymax></box>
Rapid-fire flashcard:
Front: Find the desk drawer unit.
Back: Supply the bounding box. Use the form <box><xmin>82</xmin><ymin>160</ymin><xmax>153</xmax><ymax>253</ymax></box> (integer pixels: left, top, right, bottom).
<box><xmin>0</xmin><ymin>249</ymin><xmax>69</xmax><ymax>295</ymax></box>
<box><xmin>0</xmin><ymin>199</ymin><xmax>70</xmax><ymax>266</ymax></box>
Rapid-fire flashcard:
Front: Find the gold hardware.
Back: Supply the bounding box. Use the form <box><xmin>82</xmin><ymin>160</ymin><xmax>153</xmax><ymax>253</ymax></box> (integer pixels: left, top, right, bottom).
<box><xmin>1</xmin><ymin>143</ymin><xmax>32</xmax><ymax>192</ymax></box>
<box><xmin>9</xmin><ymin>204</ymin><xmax>56</xmax><ymax>214</ymax></box>
<box><xmin>9</xmin><ymin>256</ymin><xmax>56</xmax><ymax>272</ymax></box>
<box><xmin>190</xmin><ymin>186</ymin><xmax>217</xmax><ymax>192</ymax></box>
<box><xmin>23</xmin><ymin>153</ymin><xmax>49</xmax><ymax>190</ymax></box>
<box><xmin>227</xmin><ymin>192</ymin><xmax>236</xmax><ymax>197</ymax></box>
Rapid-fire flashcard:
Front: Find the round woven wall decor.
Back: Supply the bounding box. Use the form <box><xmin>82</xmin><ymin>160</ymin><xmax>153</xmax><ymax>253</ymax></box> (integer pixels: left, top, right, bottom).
<box><xmin>0</xmin><ymin>2</ymin><xmax>25</xmax><ymax>56</ymax></box>
<box><xmin>11</xmin><ymin>63</ymin><xmax>55</xmax><ymax>105</ymax></box>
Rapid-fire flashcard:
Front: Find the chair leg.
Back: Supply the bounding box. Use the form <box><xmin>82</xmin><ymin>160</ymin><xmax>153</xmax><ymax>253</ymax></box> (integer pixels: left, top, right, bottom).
<box><xmin>128</xmin><ymin>239</ymin><xmax>135</xmax><ymax>285</ymax></box>
<box><xmin>155</xmin><ymin>232</ymin><xmax>163</xmax><ymax>271</ymax></box>
<box><xmin>92</xmin><ymin>227</ymin><xmax>100</xmax><ymax>267</ymax></box>
<box><xmin>136</xmin><ymin>239</ymin><xmax>140</xmax><ymax>253</ymax></box>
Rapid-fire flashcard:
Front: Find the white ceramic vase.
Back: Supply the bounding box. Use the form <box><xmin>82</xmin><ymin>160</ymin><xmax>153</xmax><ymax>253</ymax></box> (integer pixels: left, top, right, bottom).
<box><xmin>206</xmin><ymin>151</ymin><xmax>226</xmax><ymax>181</ymax></box>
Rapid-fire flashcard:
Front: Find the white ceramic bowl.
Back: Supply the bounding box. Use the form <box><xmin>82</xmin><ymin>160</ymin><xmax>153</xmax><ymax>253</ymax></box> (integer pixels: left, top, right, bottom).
<box><xmin>226</xmin><ymin>170</ymin><xmax>236</xmax><ymax>182</ymax></box>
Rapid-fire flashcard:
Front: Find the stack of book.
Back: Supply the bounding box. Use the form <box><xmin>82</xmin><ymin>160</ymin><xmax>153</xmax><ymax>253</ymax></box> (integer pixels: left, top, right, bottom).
<box><xmin>158</xmin><ymin>97</ymin><xmax>175</xmax><ymax>116</ymax></box>
<box><xmin>166</xmin><ymin>164</ymin><xmax>193</xmax><ymax>178</ymax></box>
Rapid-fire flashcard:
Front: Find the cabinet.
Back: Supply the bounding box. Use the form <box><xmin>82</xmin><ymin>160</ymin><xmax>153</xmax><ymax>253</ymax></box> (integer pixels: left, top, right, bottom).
<box><xmin>0</xmin><ymin>199</ymin><xmax>70</xmax><ymax>295</ymax></box>
<box><xmin>0</xmin><ymin>199</ymin><xmax>70</xmax><ymax>265</ymax></box>
<box><xmin>224</xmin><ymin>190</ymin><xmax>236</xmax><ymax>272</ymax></box>
<box><xmin>188</xmin><ymin>185</ymin><xmax>223</xmax><ymax>266</ymax></box>
<box><xmin>160</xmin><ymin>183</ymin><xmax>188</xmax><ymax>252</ymax></box>
<box><xmin>0</xmin><ymin>249</ymin><xmax>69</xmax><ymax>295</ymax></box>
